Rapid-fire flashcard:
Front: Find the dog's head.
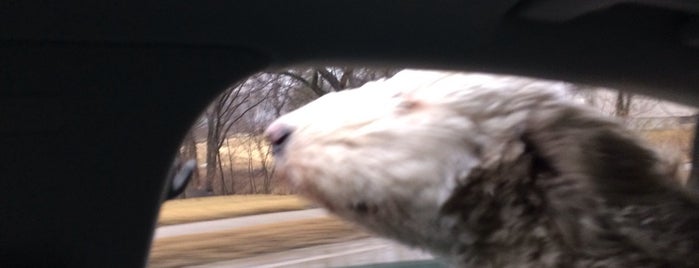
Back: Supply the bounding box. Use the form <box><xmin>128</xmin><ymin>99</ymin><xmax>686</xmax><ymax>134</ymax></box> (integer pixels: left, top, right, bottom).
<box><xmin>265</xmin><ymin>70</ymin><xmax>683</xmax><ymax>255</ymax></box>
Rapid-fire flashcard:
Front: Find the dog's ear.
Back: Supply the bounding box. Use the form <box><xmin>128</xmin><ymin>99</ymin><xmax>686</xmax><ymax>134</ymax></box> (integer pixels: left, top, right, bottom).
<box><xmin>520</xmin><ymin>105</ymin><xmax>699</xmax><ymax>256</ymax></box>
<box><xmin>522</xmin><ymin>105</ymin><xmax>681</xmax><ymax>206</ymax></box>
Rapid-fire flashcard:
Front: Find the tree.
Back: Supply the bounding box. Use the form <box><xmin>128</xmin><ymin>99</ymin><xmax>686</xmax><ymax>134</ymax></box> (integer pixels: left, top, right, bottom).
<box><xmin>254</xmin><ymin>134</ymin><xmax>275</xmax><ymax>194</ymax></box>
<box><xmin>201</xmin><ymin>79</ymin><xmax>271</xmax><ymax>194</ymax></box>
<box><xmin>615</xmin><ymin>91</ymin><xmax>633</xmax><ymax>118</ymax></box>
<box><xmin>278</xmin><ymin>67</ymin><xmax>398</xmax><ymax>97</ymax></box>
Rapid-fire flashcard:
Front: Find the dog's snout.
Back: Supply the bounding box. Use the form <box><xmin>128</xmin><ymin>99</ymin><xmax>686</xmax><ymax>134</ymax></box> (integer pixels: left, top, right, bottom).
<box><xmin>265</xmin><ymin>122</ymin><xmax>294</xmax><ymax>155</ymax></box>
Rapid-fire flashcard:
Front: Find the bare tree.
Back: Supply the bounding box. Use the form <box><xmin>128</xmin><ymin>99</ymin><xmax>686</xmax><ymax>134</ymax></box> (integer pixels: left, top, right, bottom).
<box><xmin>278</xmin><ymin>67</ymin><xmax>398</xmax><ymax>97</ymax></box>
<box><xmin>615</xmin><ymin>91</ymin><xmax>633</xmax><ymax>118</ymax></box>
<box><xmin>267</xmin><ymin>78</ymin><xmax>293</xmax><ymax>118</ymax></box>
<box><xmin>242</xmin><ymin>128</ymin><xmax>275</xmax><ymax>194</ymax></box>
<box><xmin>224</xmin><ymin>138</ymin><xmax>238</xmax><ymax>194</ymax></box>
<box><xmin>257</xmin><ymin>139</ymin><xmax>275</xmax><ymax>194</ymax></box>
<box><xmin>201</xmin><ymin>79</ymin><xmax>271</xmax><ymax>194</ymax></box>
<box><xmin>243</xmin><ymin>135</ymin><xmax>258</xmax><ymax>194</ymax></box>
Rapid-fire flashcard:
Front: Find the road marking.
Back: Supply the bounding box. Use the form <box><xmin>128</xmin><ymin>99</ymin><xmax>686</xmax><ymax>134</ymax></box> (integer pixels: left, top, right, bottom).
<box><xmin>253</xmin><ymin>244</ymin><xmax>390</xmax><ymax>268</ymax></box>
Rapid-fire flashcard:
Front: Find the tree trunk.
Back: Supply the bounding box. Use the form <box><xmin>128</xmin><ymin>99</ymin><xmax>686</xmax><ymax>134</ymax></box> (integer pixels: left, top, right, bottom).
<box><xmin>255</xmin><ymin>136</ymin><xmax>274</xmax><ymax>194</ymax></box>
<box><xmin>217</xmin><ymin>152</ymin><xmax>227</xmax><ymax>194</ymax></box>
<box><xmin>339</xmin><ymin>68</ymin><xmax>354</xmax><ymax>88</ymax></box>
<box><xmin>615</xmin><ymin>91</ymin><xmax>633</xmax><ymax>118</ymax></box>
<box><xmin>204</xmin><ymin>110</ymin><xmax>219</xmax><ymax>193</ymax></box>
<box><xmin>248</xmin><ymin>149</ymin><xmax>257</xmax><ymax>194</ymax></box>
<box><xmin>226</xmin><ymin>139</ymin><xmax>236</xmax><ymax>194</ymax></box>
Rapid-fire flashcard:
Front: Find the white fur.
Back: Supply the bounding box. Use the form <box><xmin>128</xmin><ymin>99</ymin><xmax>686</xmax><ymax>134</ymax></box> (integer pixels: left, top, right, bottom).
<box><xmin>267</xmin><ymin>70</ymin><xmax>698</xmax><ymax>267</ymax></box>
<box><xmin>270</xmin><ymin>70</ymin><xmax>568</xmax><ymax>248</ymax></box>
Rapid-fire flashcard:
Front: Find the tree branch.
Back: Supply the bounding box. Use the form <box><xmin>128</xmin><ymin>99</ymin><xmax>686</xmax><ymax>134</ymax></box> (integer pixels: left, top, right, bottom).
<box><xmin>316</xmin><ymin>68</ymin><xmax>343</xmax><ymax>91</ymax></box>
<box><xmin>278</xmin><ymin>71</ymin><xmax>327</xmax><ymax>97</ymax></box>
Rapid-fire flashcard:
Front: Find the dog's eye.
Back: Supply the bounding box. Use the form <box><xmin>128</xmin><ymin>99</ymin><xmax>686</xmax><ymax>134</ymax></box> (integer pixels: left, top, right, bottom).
<box><xmin>397</xmin><ymin>100</ymin><xmax>421</xmax><ymax>110</ymax></box>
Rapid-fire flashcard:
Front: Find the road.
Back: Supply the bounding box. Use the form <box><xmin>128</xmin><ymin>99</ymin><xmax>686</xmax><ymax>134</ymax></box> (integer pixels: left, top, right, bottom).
<box><xmin>154</xmin><ymin>208</ymin><xmax>328</xmax><ymax>239</ymax></box>
<box><xmin>188</xmin><ymin>238</ymin><xmax>436</xmax><ymax>268</ymax></box>
<box><xmin>152</xmin><ymin>209</ymin><xmax>438</xmax><ymax>267</ymax></box>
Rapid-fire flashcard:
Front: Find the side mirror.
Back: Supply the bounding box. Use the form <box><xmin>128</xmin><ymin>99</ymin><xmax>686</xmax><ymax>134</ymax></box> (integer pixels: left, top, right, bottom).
<box><xmin>165</xmin><ymin>159</ymin><xmax>197</xmax><ymax>200</ymax></box>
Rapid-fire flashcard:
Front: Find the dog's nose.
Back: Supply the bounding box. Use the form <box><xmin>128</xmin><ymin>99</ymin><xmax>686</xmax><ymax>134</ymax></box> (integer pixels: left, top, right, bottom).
<box><xmin>265</xmin><ymin>122</ymin><xmax>294</xmax><ymax>155</ymax></box>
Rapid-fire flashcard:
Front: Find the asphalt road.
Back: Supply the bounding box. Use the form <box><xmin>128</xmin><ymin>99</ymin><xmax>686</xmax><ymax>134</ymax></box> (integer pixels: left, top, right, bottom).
<box><xmin>154</xmin><ymin>208</ymin><xmax>328</xmax><ymax>239</ymax></box>
<box><xmin>188</xmin><ymin>238</ymin><xmax>436</xmax><ymax>268</ymax></box>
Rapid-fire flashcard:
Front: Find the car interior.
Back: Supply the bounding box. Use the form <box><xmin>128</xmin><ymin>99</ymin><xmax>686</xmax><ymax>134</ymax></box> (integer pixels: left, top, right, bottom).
<box><xmin>2</xmin><ymin>1</ymin><xmax>699</xmax><ymax>267</ymax></box>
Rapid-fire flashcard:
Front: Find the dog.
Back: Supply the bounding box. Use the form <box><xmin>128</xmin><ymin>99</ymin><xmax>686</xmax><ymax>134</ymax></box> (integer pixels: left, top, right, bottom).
<box><xmin>265</xmin><ymin>70</ymin><xmax>699</xmax><ymax>267</ymax></box>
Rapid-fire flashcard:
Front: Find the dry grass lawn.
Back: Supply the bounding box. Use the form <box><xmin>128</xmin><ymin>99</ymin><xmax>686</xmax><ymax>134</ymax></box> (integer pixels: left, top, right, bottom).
<box><xmin>196</xmin><ymin>135</ymin><xmax>272</xmax><ymax>169</ymax></box>
<box><xmin>148</xmin><ymin>217</ymin><xmax>369</xmax><ymax>268</ymax></box>
<box><xmin>157</xmin><ymin>195</ymin><xmax>311</xmax><ymax>226</ymax></box>
<box><xmin>640</xmin><ymin>128</ymin><xmax>694</xmax><ymax>157</ymax></box>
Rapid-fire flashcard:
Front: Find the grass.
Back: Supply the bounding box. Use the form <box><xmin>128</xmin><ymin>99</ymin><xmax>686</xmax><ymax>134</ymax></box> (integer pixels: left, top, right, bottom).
<box><xmin>148</xmin><ymin>217</ymin><xmax>369</xmax><ymax>268</ymax></box>
<box><xmin>157</xmin><ymin>195</ymin><xmax>311</xmax><ymax>226</ymax></box>
<box><xmin>196</xmin><ymin>135</ymin><xmax>272</xmax><ymax>168</ymax></box>
<box><xmin>639</xmin><ymin>128</ymin><xmax>695</xmax><ymax>162</ymax></box>
<box><xmin>640</xmin><ymin>129</ymin><xmax>694</xmax><ymax>149</ymax></box>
